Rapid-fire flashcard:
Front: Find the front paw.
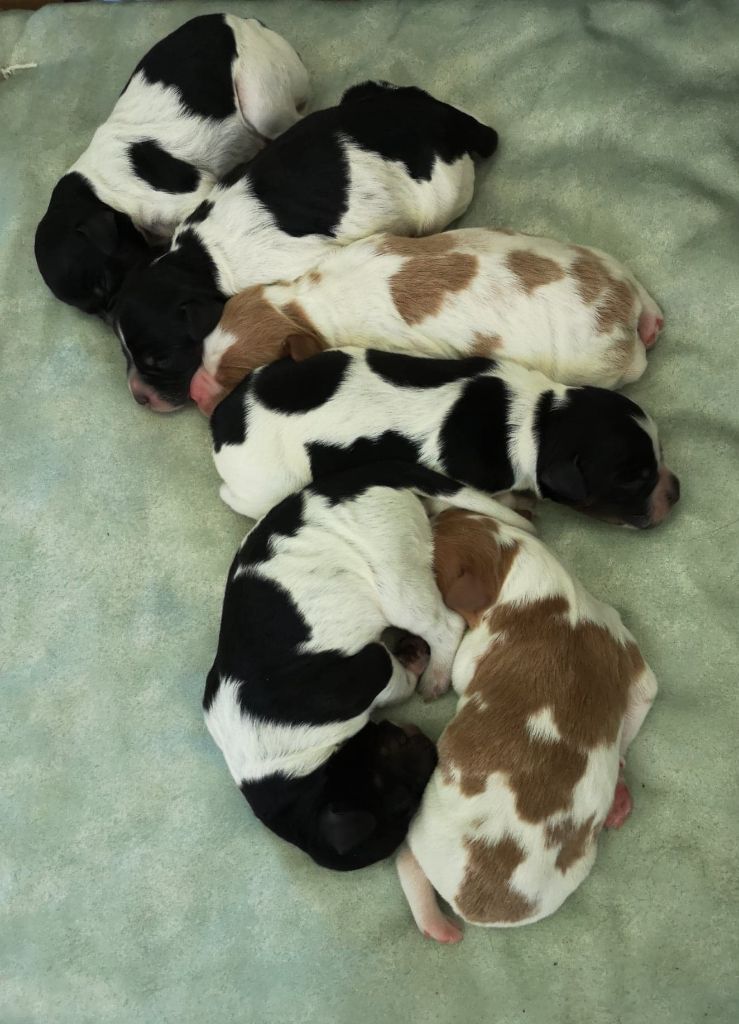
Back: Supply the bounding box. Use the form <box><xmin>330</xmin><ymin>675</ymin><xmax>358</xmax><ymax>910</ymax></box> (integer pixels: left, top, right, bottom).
<box><xmin>395</xmin><ymin>633</ymin><xmax>431</xmax><ymax>678</ymax></box>
<box><xmin>418</xmin><ymin>661</ymin><xmax>452</xmax><ymax>701</ymax></box>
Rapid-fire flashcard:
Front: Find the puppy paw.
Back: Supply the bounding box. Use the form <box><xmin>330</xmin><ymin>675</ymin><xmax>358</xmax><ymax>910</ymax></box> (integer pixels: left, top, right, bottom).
<box><xmin>418</xmin><ymin>664</ymin><xmax>452</xmax><ymax>702</ymax></box>
<box><xmin>423</xmin><ymin>916</ymin><xmax>464</xmax><ymax>944</ymax></box>
<box><xmin>604</xmin><ymin>780</ymin><xmax>633</xmax><ymax>829</ymax></box>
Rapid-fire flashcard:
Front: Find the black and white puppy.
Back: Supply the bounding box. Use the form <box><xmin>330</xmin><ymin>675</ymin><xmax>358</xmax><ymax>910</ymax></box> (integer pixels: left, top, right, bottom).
<box><xmin>204</xmin><ymin>463</ymin><xmax>513</xmax><ymax>870</ymax></box>
<box><xmin>210</xmin><ymin>349</ymin><xmax>680</xmax><ymax>529</ymax></box>
<box><xmin>35</xmin><ymin>14</ymin><xmax>309</xmax><ymax>318</ymax></box>
<box><xmin>113</xmin><ymin>81</ymin><xmax>498</xmax><ymax>410</ymax></box>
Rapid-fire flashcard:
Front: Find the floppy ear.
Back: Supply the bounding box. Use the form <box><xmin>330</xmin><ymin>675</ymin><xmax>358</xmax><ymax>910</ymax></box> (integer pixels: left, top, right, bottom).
<box><xmin>444</xmin><ymin>569</ymin><xmax>492</xmax><ymax>616</ymax></box>
<box><xmin>319</xmin><ymin>806</ymin><xmax>376</xmax><ymax>855</ymax></box>
<box><xmin>538</xmin><ymin>457</ymin><xmax>588</xmax><ymax>503</ymax></box>
<box><xmin>284</xmin><ymin>332</ymin><xmax>325</xmax><ymax>362</ymax></box>
<box><xmin>77</xmin><ymin>208</ymin><xmax>118</xmax><ymax>256</ymax></box>
<box><xmin>181</xmin><ymin>299</ymin><xmax>223</xmax><ymax>342</ymax></box>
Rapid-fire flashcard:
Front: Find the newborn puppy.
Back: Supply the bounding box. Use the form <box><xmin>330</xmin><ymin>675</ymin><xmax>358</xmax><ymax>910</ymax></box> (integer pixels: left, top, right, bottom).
<box><xmin>209</xmin><ymin>348</ymin><xmax>680</xmax><ymax>528</ymax></box>
<box><xmin>396</xmin><ymin>502</ymin><xmax>658</xmax><ymax>942</ymax></box>
<box><xmin>191</xmin><ymin>229</ymin><xmax>663</xmax><ymax>413</ymax></box>
<box><xmin>203</xmin><ymin>463</ymin><xmax>500</xmax><ymax>870</ymax></box>
<box><xmin>35</xmin><ymin>14</ymin><xmax>309</xmax><ymax>318</ymax></box>
<box><xmin>113</xmin><ymin>81</ymin><xmax>498</xmax><ymax>409</ymax></box>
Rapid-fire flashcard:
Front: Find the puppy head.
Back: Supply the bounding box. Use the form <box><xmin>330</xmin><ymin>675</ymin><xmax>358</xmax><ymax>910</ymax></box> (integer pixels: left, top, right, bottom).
<box><xmin>34</xmin><ymin>173</ymin><xmax>151</xmax><ymax>319</ymax></box>
<box><xmin>191</xmin><ymin>288</ymin><xmax>326</xmax><ymax>415</ymax></box>
<box><xmin>113</xmin><ymin>237</ymin><xmax>224</xmax><ymax>411</ymax></box>
<box><xmin>536</xmin><ymin>388</ymin><xmax>680</xmax><ymax>528</ymax></box>
<box><xmin>317</xmin><ymin>720</ymin><xmax>437</xmax><ymax>869</ymax></box>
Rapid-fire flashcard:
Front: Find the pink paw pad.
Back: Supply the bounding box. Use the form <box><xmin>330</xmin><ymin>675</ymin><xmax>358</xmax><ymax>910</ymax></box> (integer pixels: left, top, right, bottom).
<box><xmin>604</xmin><ymin>780</ymin><xmax>633</xmax><ymax>829</ymax></box>
<box><xmin>638</xmin><ymin>311</ymin><xmax>664</xmax><ymax>349</ymax></box>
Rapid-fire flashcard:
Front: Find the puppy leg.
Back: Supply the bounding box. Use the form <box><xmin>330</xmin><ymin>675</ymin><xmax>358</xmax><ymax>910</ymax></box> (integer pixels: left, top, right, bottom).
<box><xmin>396</xmin><ymin>845</ymin><xmax>463</xmax><ymax>944</ymax></box>
<box><xmin>372</xmin><ymin>648</ymin><xmax>420</xmax><ymax>707</ymax></box>
<box><xmin>606</xmin><ymin>665</ymin><xmax>658</xmax><ymax>829</ymax></box>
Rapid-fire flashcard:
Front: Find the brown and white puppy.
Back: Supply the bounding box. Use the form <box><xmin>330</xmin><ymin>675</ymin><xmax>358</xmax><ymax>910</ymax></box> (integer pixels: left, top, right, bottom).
<box><xmin>396</xmin><ymin>501</ymin><xmax>658</xmax><ymax>943</ymax></box>
<box><xmin>190</xmin><ymin>228</ymin><xmax>663</xmax><ymax>414</ymax></box>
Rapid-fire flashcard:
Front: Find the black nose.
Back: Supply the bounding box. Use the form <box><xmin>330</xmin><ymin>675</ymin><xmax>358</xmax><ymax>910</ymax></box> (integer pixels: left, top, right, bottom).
<box><xmin>133</xmin><ymin>391</ymin><xmax>149</xmax><ymax>406</ymax></box>
<box><xmin>668</xmin><ymin>473</ymin><xmax>681</xmax><ymax>506</ymax></box>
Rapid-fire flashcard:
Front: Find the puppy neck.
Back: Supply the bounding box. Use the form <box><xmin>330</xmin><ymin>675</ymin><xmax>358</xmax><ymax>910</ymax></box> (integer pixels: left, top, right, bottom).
<box><xmin>501</xmin><ymin>363</ymin><xmax>570</xmax><ymax>494</ymax></box>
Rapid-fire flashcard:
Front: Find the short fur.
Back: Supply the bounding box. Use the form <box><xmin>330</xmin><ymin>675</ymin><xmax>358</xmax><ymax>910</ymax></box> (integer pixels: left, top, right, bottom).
<box><xmin>396</xmin><ymin>502</ymin><xmax>658</xmax><ymax>940</ymax></box>
<box><xmin>209</xmin><ymin>348</ymin><xmax>680</xmax><ymax>529</ymax></box>
<box><xmin>192</xmin><ymin>229</ymin><xmax>663</xmax><ymax>413</ymax></box>
<box><xmin>35</xmin><ymin>14</ymin><xmax>309</xmax><ymax>318</ymax></box>
<box><xmin>113</xmin><ymin>82</ymin><xmax>498</xmax><ymax>408</ymax></box>
<box><xmin>203</xmin><ymin>464</ymin><xmax>516</xmax><ymax>870</ymax></box>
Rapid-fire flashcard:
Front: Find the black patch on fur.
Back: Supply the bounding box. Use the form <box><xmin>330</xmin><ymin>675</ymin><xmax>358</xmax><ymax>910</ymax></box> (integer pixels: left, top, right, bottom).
<box><xmin>308</xmin><ymin>432</ymin><xmax>421</xmax><ymax>481</ymax></box>
<box><xmin>367</xmin><ymin>350</ymin><xmax>493</xmax><ymax>389</ymax></box>
<box><xmin>185</xmin><ymin>200</ymin><xmax>214</xmax><ymax>225</ymax></box>
<box><xmin>131</xmin><ymin>14</ymin><xmax>237</xmax><ymax>121</ymax></box>
<box><xmin>253</xmin><ymin>351</ymin><xmax>350</xmax><ymax>413</ymax></box>
<box><xmin>34</xmin><ymin>172</ymin><xmax>153</xmax><ymax>317</ymax></box>
<box><xmin>113</xmin><ymin>228</ymin><xmax>224</xmax><ymax>405</ymax></box>
<box><xmin>242</xmin><ymin>492</ymin><xmax>304</xmax><ymax>564</ymax></box>
<box><xmin>338</xmin><ymin>80</ymin><xmax>498</xmax><ymax>179</ymax></box>
<box><xmin>535</xmin><ymin>386</ymin><xmax>663</xmax><ymax>525</ymax></box>
<box><xmin>129</xmin><ymin>139</ymin><xmax>200</xmax><ymax>194</ymax></box>
<box><xmin>310</xmin><ymin>462</ymin><xmax>458</xmax><ymax>506</ymax></box>
<box><xmin>210</xmin><ymin>375</ymin><xmax>250</xmax><ymax>452</ymax></box>
<box><xmin>439</xmin><ymin>376</ymin><xmax>515</xmax><ymax>493</ymax></box>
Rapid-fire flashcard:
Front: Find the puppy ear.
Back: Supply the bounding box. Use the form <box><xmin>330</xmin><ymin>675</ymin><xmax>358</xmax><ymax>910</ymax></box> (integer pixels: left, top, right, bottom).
<box><xmin>444</xmin><ymin>570</ymin><xmax>491</xmax><ymax>616</ymax></box>
<box><xmin>77</xmin><ymin>208</ymin><xmax>118</xmax><ymax>256</ymax></box>
<box><xmin>319</xmin><ymin>806</ymin><xmax>376</xmax><ymax>855</ymax></box>
<box><xmin>538</xmin><ymin>457</ymin><xmax>588</xmax><ymax>503</ymax></box>
<box><xmin>284</xmin><ymin>332</ymin><xmax>325</xmax><ymax>362</ymax></box>
<box><xmin>181</xmin><ymin>299</ymin><xmax>223</xmax><ymax>343</ymax></box>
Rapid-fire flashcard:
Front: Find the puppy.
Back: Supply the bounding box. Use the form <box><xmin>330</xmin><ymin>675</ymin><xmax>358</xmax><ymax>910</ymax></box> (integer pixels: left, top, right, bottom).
<box><xmin>208</xmin><ymin>348</ymin><xmax>680</xmax><ymax>528</ymax></box>
<box><xmin>35</xmin><ymin>14</ymin><xmax>309</xmax><ymax>318</ymax></box>
<box><xmin>396</xmin><ymin>502</ymin><xmax>658</xmax><ymax>941</ymax></box>
<box><xmin>203</xmin><ymin>463</ymin><xmax>508</xmax><ymax>870</ymax></box>
<box><xmin>191</xmin><ymin>229</ymin><xmax>663</xmax><ymax>413</ymax></box>
<box><xmin>112</xmin><ymin>82</ymin><xmax>498</xmax><ymax>410</ymax></box>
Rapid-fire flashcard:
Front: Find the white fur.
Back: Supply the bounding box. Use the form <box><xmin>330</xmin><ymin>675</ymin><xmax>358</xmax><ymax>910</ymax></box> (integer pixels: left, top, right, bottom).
<box><xmin>205</xmin><ymin>486</ymin><xmax>466</xmax><ymax>784</ymax></box>
<box><xmin>213</xmin><ymin>350</ymin><xmax>567</xmax><ymax>521</ymax></box>
<box><xmin>204</xmin><ymin>228</ymin><xmax>662</xmax><ymax>389</ymax></box>
<box><xmin>180</xmin><ymin>147</ymin><xmax>477</xmax><ymax>297</ymax></box>
<box><xmin>71</xmin><ymin>16</ymin><xmax>308</xmax><ymax>239</ymax></box>
<box><xmin>398</xmin><ymin>506</ymin><xmax>659</xmax><ymax>938</ymax></box>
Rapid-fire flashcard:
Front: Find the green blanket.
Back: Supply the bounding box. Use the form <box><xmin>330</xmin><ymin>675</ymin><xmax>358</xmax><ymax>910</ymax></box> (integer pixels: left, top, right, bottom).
<box><xmin>2</xmin><ymin>2</ymin><xmax>737</xmax><ymax>1021</ymax></box>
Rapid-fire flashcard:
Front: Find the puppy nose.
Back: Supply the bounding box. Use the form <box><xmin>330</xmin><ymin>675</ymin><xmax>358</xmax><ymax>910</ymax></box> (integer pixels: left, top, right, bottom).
<box><xmin>667</xmin><ymin>473</ymin><xmax>681</xmax><ymax>506</ymax></box>
<box><xmin>133</xmin><ymin>390</ymin><xmax>150</xmax><ymax>406</ymax></box>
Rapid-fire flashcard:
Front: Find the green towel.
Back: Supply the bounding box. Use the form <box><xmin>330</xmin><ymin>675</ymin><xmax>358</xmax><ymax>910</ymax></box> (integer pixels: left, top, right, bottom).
<box><xmin>1</xmin><ymin>2</ymin><xmax>736</xmax><ymax>1022</ymax></box>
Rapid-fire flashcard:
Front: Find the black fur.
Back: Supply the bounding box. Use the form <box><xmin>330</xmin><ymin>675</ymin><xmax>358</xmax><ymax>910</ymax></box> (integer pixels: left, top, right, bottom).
<box><xmin>114</xmin><ymin>81</ymin><xmax>498</xmax><ymax>405</ymax></box>
<box><xmin>308</xmin><ymin>433</ymin><xmax>422</xmax><ymax>482</ymax></box>
<box><xmin>205</xmin><ymin>468</ymin><xmax>441</xmax><ymax>869</ymax></box>
<box><xmin>34</xmin><ymin>173</ymin><xmax>153</xmax><ymax>317</ymax></box>
<box><xmin>311</xmin><ymin>461</ymin><xmax>459</xmax><ymax>506</ymax></box>
<box><xmin>128</xmin><ymin>139</ymin><xmax>201</xmax><ymax>194</ymax></box>
<box><xmin>253</xmin><ymin>350</ymin><xmax>351</xmax><ymax>412</ymax></box>
<box><xmin>439</xmin><ymin>376</ymin><xmax>515</xmax><ymax>493</ymax></box>
<box><xmin>184</xmin><ymin>199</ymin><xmax>215</xmax><ymax>225</ymax></box>
<box><xmin>131</xmin><ymin>13</ymin><xmax>237</xmax><ymax>120</ymax></box>
<box><xmin>114</xmin><ymin>230</ymin><xmax>225</xmax><ymax>406</ymax></box>
<box><xmin>367</xmin><ymin>350</ymin><xmax>493</xmax><ymax>389</ymax></box>
<box><xmin>211</xmin><ymin>374</ymin><xmax>249</xmax><ymax>452</ymax></box>
<box><xmin>535</xmin><ymin>387</ymin><xmax>669</xmax><ymax>527</ymax></box>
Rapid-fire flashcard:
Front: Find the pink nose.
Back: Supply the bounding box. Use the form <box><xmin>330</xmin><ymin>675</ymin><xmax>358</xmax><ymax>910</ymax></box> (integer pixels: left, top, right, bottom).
<box><xmin>128</xmin><ymin>371</ymin><xmax>181</xmax><ymax>413</ymax></box>
<box><xmin>189</xmin><ymin>366</ymin><xmax>224</xmax><ymax>416</ymax></box>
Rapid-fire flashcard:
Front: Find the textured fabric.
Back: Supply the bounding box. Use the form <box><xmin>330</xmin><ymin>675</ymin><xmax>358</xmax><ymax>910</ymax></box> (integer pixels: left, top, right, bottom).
<box><xmin>1</xmin><ymin>2</ymin><xmax>737</xmax><ymax>1022</ymax></box>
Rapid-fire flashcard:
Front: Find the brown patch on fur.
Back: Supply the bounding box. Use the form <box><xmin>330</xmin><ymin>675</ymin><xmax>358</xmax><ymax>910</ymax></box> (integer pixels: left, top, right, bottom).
<box><xmin>438</xmin><ymin>594</ymin><xmax>644</xmax><ymax>820</ymax></box>
<box><xmin>307</xmin><ymin>270</ymin><xmax>322</xmax><ymax>285</ymax></box>
<box><xmin>570</xmin><ymin>247</ymin><xmax>636</xmax><ymax>339</ymax></box>
<box><xmin>214</xmin><ymin>289</ymin><xmax>325</xmax><ymax>392</ymax></box>
<box><xmin>506</xmin><ymin>250</ymin><xmax>565</xmax><ymax>294</ymax></box>
<box><xmin>390</xmin><ymin>252</ymin><xmax>479</xmax><ymax>326</ymax></box>
<box><xmin>471</xmin><ymin>332</ymin><xmax>503</xmax><ymax>357</ymax></box>
<box><xmin>433</xmin><ymin>510</ymin><xmax>518</xmax><ymax>627</ymax></box>
<box><xmin>545</xmin><ymin>814</ymin><xmax>598</xmax><ymax>873</ymax></box>
<box><xmin>456</xmin><ymin>834</ymin><xmax>537</xmax><ymax>923</ymax></box>
<box><xmin>377</xmin><ymin>234</ymin><xmax>458</xmax><ymax>258</ymax></box>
